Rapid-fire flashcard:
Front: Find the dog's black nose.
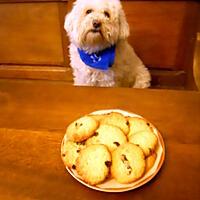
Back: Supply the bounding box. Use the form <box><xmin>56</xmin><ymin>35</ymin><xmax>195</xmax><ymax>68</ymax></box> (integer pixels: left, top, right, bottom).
<box><xmin>93</xmin><ymin>20</ymin><xmax>101</xmax><ymax>29</ymax></box>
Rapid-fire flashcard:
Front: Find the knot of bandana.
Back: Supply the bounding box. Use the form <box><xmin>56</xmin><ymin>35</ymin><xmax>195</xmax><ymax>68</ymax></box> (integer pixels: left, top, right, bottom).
<box><xmin>78</xmin><ymin>46</ymin><xmax>116</xmax><ymax>70</ymax></box>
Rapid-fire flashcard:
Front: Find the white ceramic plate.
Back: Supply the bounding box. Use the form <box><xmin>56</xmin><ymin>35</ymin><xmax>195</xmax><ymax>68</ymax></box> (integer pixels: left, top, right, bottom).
<box><xmin>61</xmin><ymin>109</ymin><xmax>165</xmax><ymax>192</ymax></box>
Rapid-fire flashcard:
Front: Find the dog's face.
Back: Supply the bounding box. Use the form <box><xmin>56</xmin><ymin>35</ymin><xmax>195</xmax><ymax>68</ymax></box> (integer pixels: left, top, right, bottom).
<box><xmin>65</xmin><ymin>0</ymin><xmax>129</xmax><ymax>53</ymax></box>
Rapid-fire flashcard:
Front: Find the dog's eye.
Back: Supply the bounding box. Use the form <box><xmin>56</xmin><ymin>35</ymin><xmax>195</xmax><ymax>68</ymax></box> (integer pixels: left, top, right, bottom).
<box><xmin>86</xmin><ymin>9</ymin><xmax>93</xmax><ymax>15</ymax></box>
<box><xmin>104</xmin><ymin>11</ymin><xmax>110</xmax><ymax>18</ymax></box>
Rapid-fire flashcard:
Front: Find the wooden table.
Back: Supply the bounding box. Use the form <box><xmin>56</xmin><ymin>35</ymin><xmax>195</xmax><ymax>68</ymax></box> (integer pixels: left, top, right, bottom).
<box><xmin>0</xmin><ymin>79</ymin><xmax>200</xmax><ymax>200</ymax></box>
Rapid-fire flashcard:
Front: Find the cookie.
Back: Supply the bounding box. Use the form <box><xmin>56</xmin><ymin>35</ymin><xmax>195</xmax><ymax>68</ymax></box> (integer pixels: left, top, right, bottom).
<box><xmin>101</xmin><ymin>112</ymin><xmax>129</xmax><ymax>135</ymax></box>
<box><xmin>89</xmin><ymin>114</ymin><xmax>106</xmax><ymax>122</ymax></box>
<box><xmin>111</xmin><ymin>143</ymin><xmax>145</xmax><ymax>184</ymax></box>
<box><xmin>61</xmin><ymin>140</ymin><xmax>85</xmax><ymax>169</ymax></box>
<box><xmin>145</xmin><ymin>152</ymin><xmax>157</xmax><ymax>172</ymax></box>
<box><xmin>86</xmin><ymin>124</ymin><xmax>127</xmax><ymax>152</ymax></box>
<box><xmin>66</xmin><ymin>116</ymin><xmax>99</xmax><ymax>142</ymax></box>
<box><xmin>127</xmin><ymin>117</ymin><xmax>153</xmax><ymax>137</ymax></box>
<box><xmin>76</xmin><ymin>144</ymin><xmax>111</xmax><ymax>185</ymax></box>
<box><xmin>129</xmin><ymin>130</ymin><xmax>158</xmax><ymax>157</ymax></box>
<box><xmin>111</xmin><ymin>143</ymin><xmax>145</xmax><ymax>183</ymax></box>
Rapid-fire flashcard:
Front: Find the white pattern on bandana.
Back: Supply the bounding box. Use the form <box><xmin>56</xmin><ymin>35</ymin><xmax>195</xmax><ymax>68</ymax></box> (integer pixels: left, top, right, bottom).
<box><xmin>90</xmin><ymin>54</ymin><xmax>102</xmax><ymax>63</ymax></box>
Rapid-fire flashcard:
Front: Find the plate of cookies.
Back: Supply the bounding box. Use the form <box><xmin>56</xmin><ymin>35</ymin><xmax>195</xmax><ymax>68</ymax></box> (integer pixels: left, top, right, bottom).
<box><xmin>61</xmin><ymin>109</ymin><xmax>165</xmax><ymax>192</ymax></box>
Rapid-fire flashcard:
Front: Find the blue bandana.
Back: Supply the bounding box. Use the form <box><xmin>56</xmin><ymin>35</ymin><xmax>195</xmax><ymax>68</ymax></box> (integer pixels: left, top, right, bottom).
<box><xmin>78</xmin><ymin>46</ymin><xmax>116</xmax><ymax>70</ymax></box>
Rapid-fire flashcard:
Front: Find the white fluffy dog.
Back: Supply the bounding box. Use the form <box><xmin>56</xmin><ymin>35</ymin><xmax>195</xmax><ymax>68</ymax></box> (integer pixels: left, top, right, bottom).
<box><xmin>64</xmin><ymin>0</ymin><xmax>151</xmax><ymax>88</ymax></box>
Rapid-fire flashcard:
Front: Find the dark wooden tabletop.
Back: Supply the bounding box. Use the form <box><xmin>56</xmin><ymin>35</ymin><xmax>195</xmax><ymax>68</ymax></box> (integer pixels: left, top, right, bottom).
<box><xmin>0</xmin><ymin>79</ymin><xmax>200</xmax><ymax>200</ymax></box>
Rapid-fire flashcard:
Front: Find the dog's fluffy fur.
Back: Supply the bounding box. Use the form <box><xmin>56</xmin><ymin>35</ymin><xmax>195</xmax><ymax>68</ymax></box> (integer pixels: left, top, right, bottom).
<box><xmin>65</xmin><ymin>0</ymin><xmax>151</xmax><ymax>88</ymax></box>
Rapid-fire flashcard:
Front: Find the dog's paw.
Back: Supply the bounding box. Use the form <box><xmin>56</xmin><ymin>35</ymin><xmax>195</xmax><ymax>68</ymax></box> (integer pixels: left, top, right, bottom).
<box><xmin>133</xmin><ymin>80</ymin><xmax>151</xmax><ymax>89</ymax></box>
<box><xmin>133</xmin><ymin>66</ymin><xmax>151</xmax><ymax>88</ymax></box>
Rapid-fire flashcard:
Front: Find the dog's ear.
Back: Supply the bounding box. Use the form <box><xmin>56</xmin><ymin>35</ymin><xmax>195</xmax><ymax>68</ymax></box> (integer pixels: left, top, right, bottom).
<box><xmin>64</xmin><ymin>12</ymin><xmax>74</xmax><ymax>34</ymax></box>
<box><xmin>119</xmin><ymin>9</ymin><xmax>130</xmax><ymax>40</ymax></box>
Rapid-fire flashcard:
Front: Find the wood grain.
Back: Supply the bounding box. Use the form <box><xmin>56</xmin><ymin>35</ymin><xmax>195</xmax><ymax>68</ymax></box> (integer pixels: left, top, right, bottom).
<box><xmin>193</xmin><ymin>33</ymin><xmax>200</xmax><ymax>90</ymax></box>
<box><xmin>0</xmin><ymin>79</ymin><xmax>200</xmax><ymax>132</ymax></box>
<box><xmin>123</xmin><ymin>1</ymin><xmax>199</xmax><ymax>70</ymax></box>
<box><xmin>0</xmin><ymin>65</ymin><xmax>73</xmax><ymax>81</ymax></box>
<box><xmin>0</xmin><ymin>79</ymin><xmax>200</xmax><ymax>199</ymax></box>
<box><xmin>150</xmin><ymin>69</ymin><xmax>186</xmax><ymax>89</ymax></box>
<box><xmin>0</xmin><ymin>3</ymin><xmax>64</xmax><ymax>65</ymax></box>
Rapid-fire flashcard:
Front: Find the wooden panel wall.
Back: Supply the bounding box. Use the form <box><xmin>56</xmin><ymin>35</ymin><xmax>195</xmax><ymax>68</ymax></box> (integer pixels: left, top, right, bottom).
<box><xmin>0</xmin><ymin>1</ymin><xmax>72</xmax><ymax>81</ymax></box>
<box><xmin>0</xmin><ymin>3</ymin><xmax>63</xmax><ymax>65</ymax></box>
<box><xmin>124</xmin><ymin>1</ymin><xmax>199</xmax><ymax>70</ymax></box>
<box><xmin>0</xmin><ymin>0</ymin><xmax>199</xmax><ymax>89</ymax></box>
